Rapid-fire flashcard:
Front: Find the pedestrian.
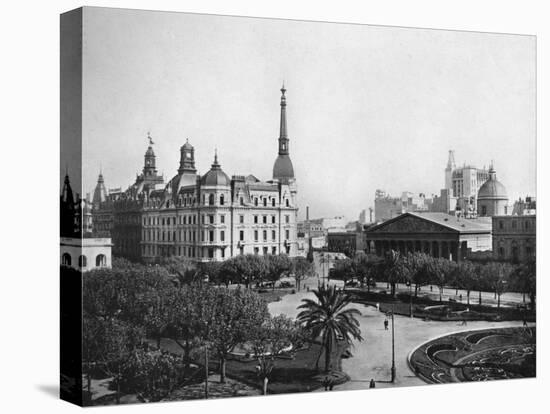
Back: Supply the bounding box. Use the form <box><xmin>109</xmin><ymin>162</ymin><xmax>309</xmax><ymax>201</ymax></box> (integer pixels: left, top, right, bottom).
<box><xmin>384</xmin><ymin>318</ymin><xmax>389</xmax><ymax>330</ymax></box>
<box><xmin>369</xmin><ymin>379</ymin><xmax>376</xmax><ymax>388</ymax></box>
<box><xmin>376</xmin><ymin>302</ymin><xmax>380</xmax><ymax>311</ymax></box>
<box><xmin>459</xmin><ymin>294</ymin><xmax>463</xmax><ymax>302</ymax></box>
<box><xmin>430</xmin><ymin>285</ymin><xmax>433</xmax><ymax>292</ymax></box>
<box><xmin>523</xmin><ymin>318</ymin><xmax>528</xmax><ymax>327</ymax></box>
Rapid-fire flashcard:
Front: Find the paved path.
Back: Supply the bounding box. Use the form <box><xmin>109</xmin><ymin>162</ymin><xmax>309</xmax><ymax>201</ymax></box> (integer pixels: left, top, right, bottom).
<box><xmin>268</xmin><ymin>287</ymin><xmax>526</xmax><ymax>391</ymax></box>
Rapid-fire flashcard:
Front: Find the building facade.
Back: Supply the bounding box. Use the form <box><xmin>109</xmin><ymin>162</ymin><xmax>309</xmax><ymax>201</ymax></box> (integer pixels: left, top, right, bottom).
<box><xmin>365</xmin><ymin>212</ymin><xmax>492</xmax><ymax>262</ymax></box>
<box><xmin>477</xmin><ymin>166</ymin><xmax>509</xmax><ymax>217</ymax></box>
<box><xmin>93</xmin><ymin>86</ymin><xmax>299</xmax><ymax>263</ymax></box>
<box><xmin>374</xmin><ymin>190</ymin><xmax>429</xmax><ymax>222</ymax></box>
<box><xmin>492</xmin><ymin>215</ymin><xmax>536</xmax><ymax>262</ymax></box>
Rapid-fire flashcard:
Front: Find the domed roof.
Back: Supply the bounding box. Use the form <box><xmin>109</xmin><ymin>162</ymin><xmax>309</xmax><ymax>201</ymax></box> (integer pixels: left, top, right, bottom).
<box><xmin>181</xmin><ymin>139</ymin><xmax>193</xmax><ymax>151</ymax></box>
<box><xmin>478</xmin><ymin>168</ymin><xmax>507</xmax><ymax>200</ymax></box>
<box><xmin>201</xmin><ymin>153</ymin><xmax>230</xmax><ymax>186</ymax></box>
<box><xmin>273</xmin><ymin>154</ymin><xmax>295</xmax><ymax>182</ymax></box>
<box><xmin>145</xmin><ymin>146</ymin><xmax>155</xmax><ymax>157</ymax></box>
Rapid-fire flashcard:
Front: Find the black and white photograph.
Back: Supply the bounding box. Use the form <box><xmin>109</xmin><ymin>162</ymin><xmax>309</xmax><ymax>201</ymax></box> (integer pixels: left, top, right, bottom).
<box><xmin>57</xmin><ymin>6</ymin><xmax>539</xmax><ymax>407</ymax></box>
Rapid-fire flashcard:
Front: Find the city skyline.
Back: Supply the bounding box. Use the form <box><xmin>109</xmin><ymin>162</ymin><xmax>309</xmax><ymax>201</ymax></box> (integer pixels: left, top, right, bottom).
<box><xmin>72</xmin><ymin>8</ymin><xmax>535</xmax><ymax>221</ymax></box>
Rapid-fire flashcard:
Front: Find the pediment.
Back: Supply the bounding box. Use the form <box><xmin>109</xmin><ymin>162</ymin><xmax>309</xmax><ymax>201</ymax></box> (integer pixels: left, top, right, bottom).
<box><xmin>370</xmin><ymin>215</ymin><xmax>455</xmax><ymax>234</ymax></box>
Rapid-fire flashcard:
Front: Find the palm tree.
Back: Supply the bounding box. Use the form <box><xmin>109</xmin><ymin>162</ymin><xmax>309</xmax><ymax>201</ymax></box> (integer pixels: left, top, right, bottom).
<box><xmin>297</xmin><ymin>285</ymin><xmax>363</xmax><ymax>373</ymax></box>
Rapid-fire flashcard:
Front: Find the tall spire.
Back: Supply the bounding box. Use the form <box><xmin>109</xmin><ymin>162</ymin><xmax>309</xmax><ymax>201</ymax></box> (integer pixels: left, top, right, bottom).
<box><xmin>278</xmin><ymin>84</ymin><xmax>289</xmax><ymax>155</ymax></box>
<box><xmin>446</xmin><ymin>150</ymin><xmax>456</xmax><ymax>170</ymax></box>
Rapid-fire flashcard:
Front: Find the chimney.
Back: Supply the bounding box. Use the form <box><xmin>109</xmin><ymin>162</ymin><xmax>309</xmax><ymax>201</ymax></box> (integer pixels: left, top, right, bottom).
<box><xmin>306</xmin><ymin>206</ymin><xmax>310</xmax><ymax>222</ymax></box>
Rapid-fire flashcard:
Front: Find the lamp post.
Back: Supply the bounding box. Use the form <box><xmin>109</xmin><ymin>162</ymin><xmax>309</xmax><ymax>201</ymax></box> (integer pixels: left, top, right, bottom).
<box><xmin>390</xmin><ymin>303</ymin><xmax>396</xmax><ymax>383</ymax></box>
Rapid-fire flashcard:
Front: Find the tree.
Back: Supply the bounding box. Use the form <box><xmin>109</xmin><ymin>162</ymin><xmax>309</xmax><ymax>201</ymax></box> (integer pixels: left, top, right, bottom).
<box><xmin>483</xmin><ymin>262</ymin><xmax>513</xmax><ymax>310</ymax></box>
<box><xmin>330</xmin><ymin>258</ymin><xmax>354</xmax><ymax>289</ymax></box>
<box><xmin>159</xmin><ymin>256</ymin><xmax>198</xmax><ymax>286</ymax></box>
<box><xmin>265</xmin><ymin>255</ymin><xmax>292</xmax><ymax>289</ymax></box>
<box><xmin>426</xmin><ymin>257</ymin><xmax>455</xmax><ymax>303</ymax></box>
<box><xmin>382</xmin><ymin>250</ymin><xmax>406</xmax><ymax>297</ymax></box>
<box><xmin>91</xmin><ymin>318</ymin><xmax>144</xmax><ymax>404</ymax></box>
<box><xmin>297</xmin><ymin>285</ymin><xmax>363</xmax><ymax>373</ymax></box>
<box><xmin>292</xmin><ymin>257</ymin><xmax>315</xmax><ymax>291</ymax></box>
<box><xmin>515</xmin><ymin>258</ymin><xmax>536</xmax><ymax>309</ymax></box>
<box><xmin>222</xmin><ymin>255</ymin><xmax>267</xmax><ymax>289</ymax></box>
<box><xmin>452</xmin><ymin>260</ymin><xmax>477</xmax><ymax>305</ymax></box>
<box><xmin>403</xmin><ymin>252</ymin><xmax>431</xmax><ymax>297</ymax></box>
<box><xmin>250</xmin><ymin>315</ymin><xmax>300</xmax><ymax>395</ymax></box>
<box><xmin>208</xmin><ymin>288</ymin><xmax>270</xmax><ymax>382</ymax></box>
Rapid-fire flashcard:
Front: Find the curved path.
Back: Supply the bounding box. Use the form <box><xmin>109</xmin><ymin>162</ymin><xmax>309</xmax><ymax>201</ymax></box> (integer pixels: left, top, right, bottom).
<box><xmin>268</xmin><ymin>287</ymin><xmax>526</xmax><ymax>391</ymax></box>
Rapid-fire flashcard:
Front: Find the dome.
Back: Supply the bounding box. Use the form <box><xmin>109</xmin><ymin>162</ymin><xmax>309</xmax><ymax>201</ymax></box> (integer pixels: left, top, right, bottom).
<box><xmin>273</xmin><ymin>154</ymin><xmax>295</xmax><ymax>182</ymax></box>
<box><xmin>478</xmin><ymin>168</ymin><xmax>507</xmax><ymax>200</ymax></box>
<box><xmin>181</xmin><ymin>140</ymin><xmax>193</xmax><ymax>151</ymax></box>
<box><xmin>200</xmin><ymin>153</ymin><xmax>230</xmax><ymax>186</ymax></box>
<box><xmin>145</xmin><ymin>146</ymin><xmax>155</xmax><ymax>157</ymax></box>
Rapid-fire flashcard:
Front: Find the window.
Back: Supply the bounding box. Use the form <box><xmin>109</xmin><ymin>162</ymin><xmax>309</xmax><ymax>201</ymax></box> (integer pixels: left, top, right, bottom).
<box><xmin>285</xmin><ymin>215</ymin><xmax>290</xmax><ymax>224</ymax></box>
<box><xmin>263</xmin><ymin>247</ymin><xmax>268</xmax><ymax>255</ymax></box>
<box><xmin>208</xmin><ymin>194</ymin><xmax>215</xmax><ymax>205</ymax></box>
<box><xmin>240</xmin><ymin>246</ymin><xmax>244</xmax><ymax>255</ymax></box>
<box><xmin>285</xmin><ymin>230</ymin><xmax>290</xmax><ymax>240</ymax></box>
<box><xmin>525</xmin><ymin>220</ymin><xmax>530</xmax><ymax>230</ymax></box>
<box><xmin>220</xmin><ymin>194</ymin><xmax>225</xmax><ymax>206</ymax></box>
<box><xmin>61</xmin><ymin>253</ymin><xmax>71</xmax><ymax>266</ymax></box>
<box><xmin>209</xmin><ymin>215</ymin><xmax>214</xmax><ymax>224</ymax></box>
<box><xmin>498</xmin><ymin>247</ymin><xmax>505</xmax><ymax>258</ymax></box>
<box><xmin>220</xmin><ymin>215</ymin><xmax>225</xmax><ymax>224</ymax></box>
<box><xmin>481</xmin><ymin>205</ymin><xmax>487</xmax><ymax>216</ymax></box>
<box><xmin>240</xmin><ymin>230</ymin><xmax>244</xmax><ymax>241</ymax></box>
<box><xmin>208</xmin><ymin>248</ymin><xmax>214</xmax><ymax>258</ymax></box>
<box><xmin>202</xmin><ymin>215</ymin><xmax>205</xmax><ymax>224</ymax></box>
<box><xmin>263</xmin><ymin>215</ymin><xmax>267</xmax><ymax>224</ymax></box>
<box><xmin>254</xmin><ymin>215</ymin><xmax>258</xmax><ymax>224</ymax></box>
<box><xmin>272</xmin><ymin>230</ymin><xmax>276</xmax><ymax>241</ymax></box>
<box><xmin>221</xmin><ymin>248</ymin><xmax>225</xmax><ymax>258</ymax></box>
<box><xmin>504</xmin><ymin>206</ymin><xmax>508</xmax><ymax>215</ymax></box>
<box><xmin>255</xmin><ymin>198</ymin><xmax>259</xmax><ymax>206</ymax></box>
<box><xmin>240</xmin><ymin>197</ymin><xmax>244</xmax><ymax>206</ymax></box>
<box><xmin>239</xmin><ymin>215</ymin><xmax>244</xmax><ymax>224</ymax></box>
<box><xmin>512</xmin><ymin>220</ymin><xmax>517</xmax><ymax>229</ymax></box>
<box><xmin>526</xmin><ymin>246</ymin><xmax>532</xmax><ymax>257</ymax></box>
<box><xmin>263</xmin><ymin>198</ymin><xmax>267</xmax><ymax>207</ymax></box>
<box><xmin>220</xmin><ymin>230</ymin><xmax>225</xmax><ymax>242</ymax></box>
<box><xmin>272</xmin><ymin>198</ymin><xmax>276</xmax><ymax>207</ymax></box>
<box><xmin>286</xmin><ymin>199</ymin><xmax>290</xmax><ymax>207</ymax></box>
<box><xmin>263</xmin><ymin>230</ymin><xmax>267</xmax><ymax>241</ymax></box>
<box><xmin>254</xmin><ymin>230</ymin><xmax>258</xmax><ymax>241</ymax></box>
<box><xmin>272</xmin><ymin>215</ymin><xmax>276</xmax><ymax>224</ymax></box>
<box><xmin>499</xmin><ymin>221</ymin><xmax>504</xmax><ymax>230</ymax></box>
<box><xmin>96</xmin><ymin>254</ymin><xmax>107</xmax><ymax>267</ymax></box>
<box><xmin>78</xmin><ymin>255</ymin><xmax>87</xmax><ymax>268</ymax></box>
<box><xmin>254</xmin><ymin>247</ymin><xmax>259</xmax><ymax>255</ymax></box>
<box><xmin>209</xmin><ymin>230</ymin><xmax>214</xmax><ymax>242</ymax></box>
<box><xmin>272</xmin><ymin>246</ymin><xmax>277</xmax><ymax>255</ymax></box>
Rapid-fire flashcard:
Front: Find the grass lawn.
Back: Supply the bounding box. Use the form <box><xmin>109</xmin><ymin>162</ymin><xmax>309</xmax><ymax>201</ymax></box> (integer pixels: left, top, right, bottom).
<box><xmin>254</xmin><ymin>288</ymin><xmax>294</xmax><ymax>304</ymax></box>
<box><xmin>210</xmin><ymin>341</ymin><xmax>349</xmax><ymax>394</ymax></box>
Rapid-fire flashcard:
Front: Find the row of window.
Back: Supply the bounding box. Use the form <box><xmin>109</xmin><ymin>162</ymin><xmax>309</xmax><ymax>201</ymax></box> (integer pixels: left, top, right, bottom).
<box><xmin>168</xmin><ymin>193</ymin><xmax>292</xmax><ymax>208</ymax></box>
<box><xmin>144</xmin><ymin>213</ymin><xmax>292</xmax><ymax>227</ymax></box>
<box><xmin>143</xmin><ymin>244</ymin><xmax>291</xmax><ymax>258</ymax></box>
<box><xmin>142</xmin><ymin>228</ymin><xmax>292</xmax><ymax>243</ymax></box>
<box><xmin>497</xmin><ymin>219</ymin><xmax>534</xmax><ymax>231</ymax></box>
<box><xmin>61</xmin><ymin>253</ymin><xmax>107</xmax><ymax>268</ymax></box>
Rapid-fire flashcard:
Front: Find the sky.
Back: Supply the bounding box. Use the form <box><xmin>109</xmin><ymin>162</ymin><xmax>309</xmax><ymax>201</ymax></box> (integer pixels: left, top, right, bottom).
<box><xmin>74</xmin><ymin>7</ymin><xmax>536</xmax><ymax>221</ymax></box>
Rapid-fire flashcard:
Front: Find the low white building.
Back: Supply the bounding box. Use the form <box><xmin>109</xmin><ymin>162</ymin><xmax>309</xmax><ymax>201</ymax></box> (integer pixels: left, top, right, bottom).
<box><xmin>60</xmin><ymin>237</ymin><xmax>113</xmax><ymax>271</ymax></box>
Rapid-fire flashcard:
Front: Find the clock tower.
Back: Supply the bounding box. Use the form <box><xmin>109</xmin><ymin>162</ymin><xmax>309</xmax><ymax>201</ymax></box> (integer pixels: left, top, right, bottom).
<box><xmin>178</xmin><ymin>139</ymin><xmax>197</xmax><ymax>175</ymax></box>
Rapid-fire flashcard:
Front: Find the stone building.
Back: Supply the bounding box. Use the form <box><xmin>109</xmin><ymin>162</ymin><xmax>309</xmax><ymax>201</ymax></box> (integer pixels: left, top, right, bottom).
<box><xmin>374</xmin><ymin>190</ymin><xmax>428</xmax><ymax>222</ymax></box>
<box><xmin>477</xmin><ymin>165</ymin><xmax>509</xmax><ymax>217</ymax></box>
<box><xmin>327</xmin><ymin>231</ymin><xmax>358</xmax><ymax>257</ymax></box>
<box><xmin>365</xmin><ymin>212</ymin><xmax>492</xmax><ymax>262</ymax></box>
<box><xmin>492</xmin><ymin>215</ymin><xmax>536</xmax><ymax>262</ymax></box>
<box><xmin>93</xmin><ymin>86</ymin><xmax>298</xmax><ymax>263</ymax></box>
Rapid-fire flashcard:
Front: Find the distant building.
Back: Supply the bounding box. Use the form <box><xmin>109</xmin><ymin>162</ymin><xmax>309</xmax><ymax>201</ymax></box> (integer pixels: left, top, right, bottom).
<box><xmin>477</xmin><ymin>165</ymin><xmax>509</xmax><ymax>217</ymax></box>
<box><xmin>512</xmin><ymin>196</ymin><xmax>536</xmax><ymax>216</ymax></box>
<box><xmin>492</xmin><ymin>215</ymin><xmax>536</xmax><ymax>262</ymax></box>
<box><xmin>327</xmin><ymin>231</ymin><xmax>357</xmax><ymax>257</ymax></box>
<box><xmin>374</xmin><ymin>190</ymin><xmax>428</xmax><ymax>222</ymax></box>
<box><xmin>365</xmin><ymin>212</ymin><xmax>492</xmax><ymax>262</ymax></box>
<box><xmin>444</xmin><ymin>150</ymin><xmax>490</xmax><ymax>215</ymax></box>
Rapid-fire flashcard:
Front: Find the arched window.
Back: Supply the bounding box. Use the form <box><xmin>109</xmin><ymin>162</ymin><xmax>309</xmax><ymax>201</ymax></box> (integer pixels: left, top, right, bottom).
<box><xmin>255</xmin><ymin>198</ymin><xmax>258</xmax><ymax>207</ymax></box>
<box><xmin>240</xmin><ymin>197</ymin><xmax>244</xmax><ymax>206</ymax></box>
<box><xmin>61</xmin><ymin>253</ymin><xmax>71</xmax><ymax>266</ymax></box>
<box><xmin>78</xmin><ymin>255</ymin><xmax>87</xmax><ymax>268</ymax></box>
<box><xmin>209</xmin><ymin>193</ymin><xmax>215</xmax><ymax>206</ymax></box>
<box><xmin>95</xmin><ymin>254</ymin><xmax>106</xmax><ymax>267</ymax></box>
<box><xmin>272</xmin><ymin>198</ymin><xmax>276</xmax><ymax>207</ymax></box>
<box><xmin>263</xmin><ymin>198</ymin><xmax>267</xmax><ymax>207</ymax></box>
<box><xmin>286</xmin><ymin>199</ymin><xmax>290</xmax><ymax>207</ymax></box>
<box><xmin>220</xmin><ymin>194</ymin><xmax>225</xmax><ymax>206</ymax></box>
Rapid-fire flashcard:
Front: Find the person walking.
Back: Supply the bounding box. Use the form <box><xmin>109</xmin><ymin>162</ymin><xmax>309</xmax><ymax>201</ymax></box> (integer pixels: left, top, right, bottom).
<box><xmin>384</xmin><ymin>318</ymin><xmax>389</xmax><ymax>330</ymax></box>
<box><xmin>369</xmin><ymin>379</ymin><xmax>376</xmax><ymax>388</ymax></box>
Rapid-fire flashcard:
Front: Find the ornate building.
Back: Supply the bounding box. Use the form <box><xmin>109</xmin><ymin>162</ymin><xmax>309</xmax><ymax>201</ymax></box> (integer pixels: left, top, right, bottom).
<box><xmin>365</xmin><ymin>212</ymin><xmax>492</xmax><ymax>262</ymax></box>
<box><xmin>93</xmin><ymin>86</ymin><xmax>299</xmax><ymax>263</ymax></box>
<box><xmin>477</xmin><ymin>165</ymin><xmax>509</xmax><ymax>217</ymax></box>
